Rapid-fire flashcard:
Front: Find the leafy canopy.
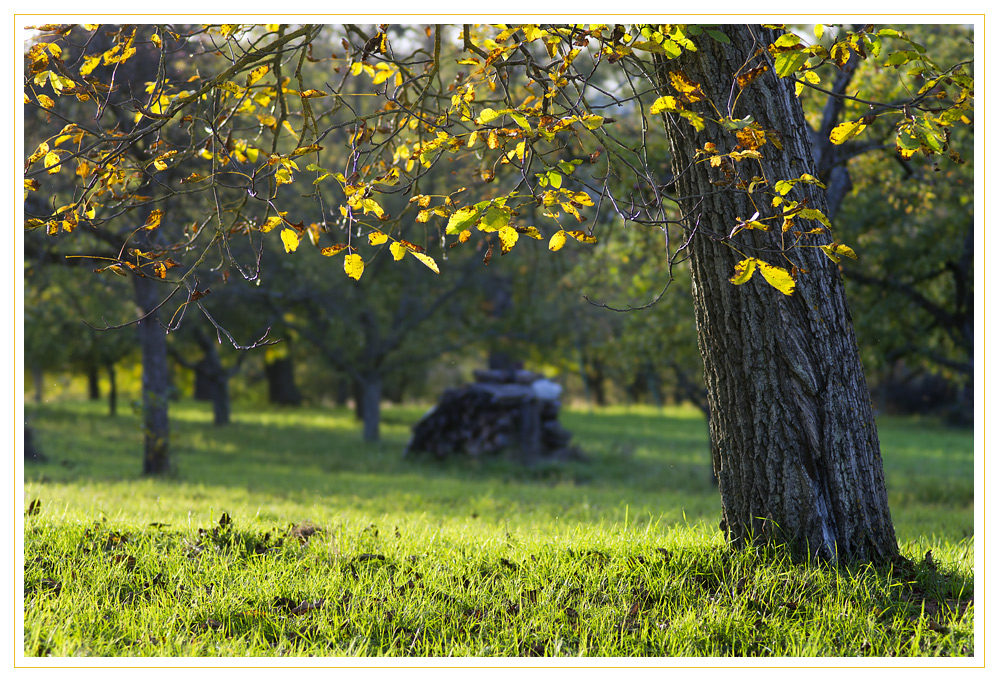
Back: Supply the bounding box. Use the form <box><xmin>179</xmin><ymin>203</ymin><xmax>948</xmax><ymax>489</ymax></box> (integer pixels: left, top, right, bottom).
<box><xmin>23</xmin><ymin>23</ymin><xmax>972</xmax><ymax>310</ymax></box>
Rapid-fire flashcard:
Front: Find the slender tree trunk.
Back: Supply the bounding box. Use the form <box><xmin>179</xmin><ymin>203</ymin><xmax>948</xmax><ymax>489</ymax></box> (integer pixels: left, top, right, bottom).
<box><xmin>193</xmin><ymin>327</ymin><xmax>231</xmax><ymax>426</ymax></box>
<box><xmin>132</xmin><ymin>275</ymin><xmax>170</xmax><ymax>475</ymax></box>
<box><xmin>87</xmin><ymin>363</ymin><xmax>101</xmax><ymax>400</ymax></box>
<box><xmin>106</xmin><ymin>361</ymin><xmax>117</xmax><ymax>417</ymax></box>
<box><xmin>659</xmin><ymin>24</ymin><xmax>897</xmax><ymax>563</ymax></box>
<box><xmin>358</xmin><ymin>372</ymin><xmax>382</xmax><ymax>443</ymax></box>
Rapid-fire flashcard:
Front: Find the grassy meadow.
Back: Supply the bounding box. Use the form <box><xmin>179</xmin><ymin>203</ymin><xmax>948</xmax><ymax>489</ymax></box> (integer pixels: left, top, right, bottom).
<box><xmin>21</xmin><ymin>399</ymin><xmax>975</xmax><ymax>658</ymax></box>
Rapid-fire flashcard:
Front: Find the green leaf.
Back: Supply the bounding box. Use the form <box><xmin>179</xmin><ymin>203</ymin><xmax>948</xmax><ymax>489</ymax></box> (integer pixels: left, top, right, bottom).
<box><xmin>773</xmin><ymin>50</ymin><xmax>808</xmax><ymax>78</ymax></box>
<box><xmin>479</xmin><ymin>205</ymin><xmax>512</xmax><ymax>233</ymax></box>
<box><xmin>445</xmin><ymin>205</ymin><xmax>484</xmax><ymax>235</ymax></box>
<box><xmin>679</xmin><ymin>110</ymin><xmax>706</xmax><ymax>131</ymax></box>
<box><xmin>775</xmin><ymin>173</ymin><xmax>827</xmax><ymax>196</ymax></box>
<box><xmin>774</xmin><ymin>33</ymin><xmax>803</xmax><ymax>48</ymax></box>
<box><xmin>705</xmin><ymin>29</ymin><xmax>730</xmax><ymax>44</ymax></box>
<box><xmin>510</xmin><ymin>111</ymin><xmax>532</xmax><ymax>131</ymax></box>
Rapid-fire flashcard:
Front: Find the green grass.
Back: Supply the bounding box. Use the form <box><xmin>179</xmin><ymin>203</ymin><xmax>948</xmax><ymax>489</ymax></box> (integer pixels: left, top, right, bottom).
<box><xmin>22</xmin><ymin>400</ymin><xmax>974</xmax><ymax>658</ymax></box>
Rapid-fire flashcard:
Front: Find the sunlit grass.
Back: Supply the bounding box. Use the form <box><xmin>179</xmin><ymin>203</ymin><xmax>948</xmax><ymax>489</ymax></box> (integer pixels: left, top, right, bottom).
<box><xmin>22</xmin><ymin>400</ymin><xmax>974</xmax><ymax>657</ymax></box>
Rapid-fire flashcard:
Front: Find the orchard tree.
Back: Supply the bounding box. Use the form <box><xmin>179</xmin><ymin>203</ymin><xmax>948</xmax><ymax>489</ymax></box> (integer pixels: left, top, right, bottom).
<box><xmin>23</xmin><ymin>23</ymin><xmax>973</xmax><ymax>562</ymax></box>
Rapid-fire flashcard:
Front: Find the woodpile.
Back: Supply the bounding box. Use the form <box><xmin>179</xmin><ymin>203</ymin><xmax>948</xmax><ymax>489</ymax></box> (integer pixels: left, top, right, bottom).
<box><xmin>405</xmin><ymin>369</ymin><xmax>582</xmax><ymax>462</ymax></box>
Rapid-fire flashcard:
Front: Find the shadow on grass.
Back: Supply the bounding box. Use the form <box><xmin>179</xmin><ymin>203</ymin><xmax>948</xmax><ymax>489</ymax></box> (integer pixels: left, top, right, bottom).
<box><xmin>23</xmin><ymin>400</ymin><xmax>719</xmax><ymax>507</ymax></box>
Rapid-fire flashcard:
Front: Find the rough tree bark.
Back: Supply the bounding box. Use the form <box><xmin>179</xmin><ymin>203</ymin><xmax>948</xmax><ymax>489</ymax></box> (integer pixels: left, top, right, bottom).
<box><xmin>659</xmin><ymin>24</ymin><xmax>898</xmax><ymax>563</ymax></box>
<box><xmin>132</xmin><ymin>273</ymin><xmax>171</xmax><ymax>475</ymax></box>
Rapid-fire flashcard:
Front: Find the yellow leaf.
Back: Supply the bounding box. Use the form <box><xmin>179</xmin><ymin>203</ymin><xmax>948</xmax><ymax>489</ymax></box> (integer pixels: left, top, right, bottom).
<box><xmin>290</xmin><ymin>145</ymin><xmax>323</xmax><ymax>157</ymax></box>
<box><xmin>79</xmin><ymin>54</ymin><xmax>101</xmax><ymax>76</ymax></box>
<box><xmin>372</xmin><ymin>64</ymin><xmax>396</xmax><ymax>85</ymax></box>
<box><xmin>650</xmin><ymin>95</ymin><xmax>679</xmax><ymax>115</ymax></box>
<box><xmin>44</xmin><ymin>150</ymin><xmax>61</xmax><ymax>174</ymax></box>
<box><xmin>548</xmin><ymin>230</ymin><xmax>567</xmax><ymax>252</ymax></box>
<box><xmin>281</xmin><ymin>228</ymin><xmax>301</xmax><ymax>253</ymax></box>
<box><xmin>566</xmin><ymin>230</ymin><xmax>597</xmax><ymax>243</ymax></box>
<box><xmin>499</xmin><ymin>225</ymin><xmax>518</xmax><ymax>254</ymax></box>
<box><xmin>246</xmin><ymin>64</ymin><xmax>270</xmax><ymax>87</ymax></box>
<box><xmin>307</xmin><ymin>223</ymin><xmax>322</xmax><ymax>246</ymax></box>
<box><xmin>344</xmin><ymin>253</ymin><xmax>365</xmax><ymax>280</ymax></box>
<box><xmin>477</xmin><ymin>107</ymin><xmax>502</xmax><ymax>124</ymax></box>
<box><xmin>669</xmin><ymin>71</ymin><xmax>705</xmax><ymax>102</ymax></box>
<box><xmin>758</xmin><ymin>261</ymin><xmax>796</xmax><ymax>295</ymax></box>
<box><xmin>412</xmin><ymin>252</ymin><xmax>440</xmax><ymax>274</ymax></box>
<box><xmin>829</xmin><ymin>118</ymin><xmax>868</xmax><ymax>145</ymax></box>
<box><xmin>368</xmin><ymin>230</ymin><xmax>389</xmax><ymax>246</ymax></box>
<box><xmin>389</xmin><ymin>242</ymin><xmax>407</xmax><ymax>261</ymax></box>
<box><xmin>299</xmin><ymin>88</ymin><xmax>328</xmax><ymax>98</ymax></box>
<box><xmin>321</xmin><ymin>244</ymin><xmax>349</xmax><ymax>257</ymax></box>
<box><xmin>820</xmin><ymin>243</ymin><xmax>859</xmax><ymax>263</ymax></box>
<box><xmin>260</xmin><ymin>215</ymin><xmax>285</xmax><ymax>233</ymax></box>
<box><xmin>142</xmin><ymin>209</ymin><xmax>163</xmax><ymax>230</ymax></box>
<box><xmin>730</xmin><ymin>258</ymin><xmax>757</xmax><ymax>285</ymax></box>
<box><xmin>736</xmin><ymin>64</ymin><xmax>770</xmax><ymax>89</ymax></box>
<box><xmin>28</xmin><ymin>142</ymin><xmax>49</xmax><ymax>165</ymax></box>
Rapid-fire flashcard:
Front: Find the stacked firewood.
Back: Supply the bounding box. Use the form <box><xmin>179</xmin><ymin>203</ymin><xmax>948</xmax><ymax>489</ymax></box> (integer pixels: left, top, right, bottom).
<box><xmin>405</xmin><ymin>369</ymin><xmax>581</xmax><ymax>462</ymax></box>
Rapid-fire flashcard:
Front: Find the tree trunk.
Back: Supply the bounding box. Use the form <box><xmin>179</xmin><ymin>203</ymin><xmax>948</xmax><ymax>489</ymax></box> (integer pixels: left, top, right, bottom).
<box><xmin>25</xmin><ymin>423</ymin><xmax>46</xmax><ymax>462</ymax></box>
<box><xmin>87</xmin><ymin>363</ymin><xmax>101</xmax><ymax>400</ymax></box>
<box><xmin>643</xmin><ymin>362</ymin><xmax>664</xmax><ymax>409</ymax></box>
<box><xmin>358</xmin><ymin>372</ymin><xmax>382</xmax><ymax>443</ymax></box>
<box><xmin>659</xmin><ymin>24</ymin><xmax>897</xmax><ymax>563</ymax></box>
<box><xmin>106</xmin><ymin>361</ymin><xmax>117</xmax><ymax>417</ymax></box>
<box><xmin>192</xmin><ymin>327</ymin><xmax>231</xmax><ymax>426</ymax></box>
<box><xmin>265</xmin><ymin>355</ymin><xmax>303</xmax><ymax>406</ymax></box>
<box><xmin>132</xmin><ymin>275</ymin><xmax>171</xmax><ymax>475</ymax></box>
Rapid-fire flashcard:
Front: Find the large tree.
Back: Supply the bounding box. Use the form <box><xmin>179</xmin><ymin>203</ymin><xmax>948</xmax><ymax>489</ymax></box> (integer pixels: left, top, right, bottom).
<box><xmin>22</xmin><ymin>23</ymin><xmax>973</xmax><ymax>561</ymax></box>
<box><xmin>656</xmin><ymin>25</ymin><xmax>898</xmax><ymax>562</ymax></box>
